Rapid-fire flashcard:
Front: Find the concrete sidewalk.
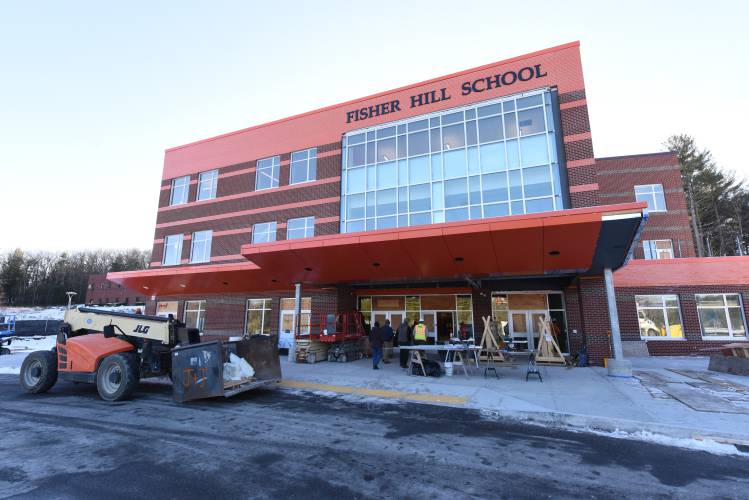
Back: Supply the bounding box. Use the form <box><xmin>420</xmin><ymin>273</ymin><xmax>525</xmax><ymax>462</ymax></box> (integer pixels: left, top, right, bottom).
<box><xmin>280</xmin><ymin>353</ymin><xmax>749</xmax><ymax>446</ymax></box>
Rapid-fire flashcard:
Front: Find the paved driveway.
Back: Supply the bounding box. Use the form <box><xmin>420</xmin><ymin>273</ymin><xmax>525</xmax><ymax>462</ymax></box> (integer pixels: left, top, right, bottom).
<box><xmin>1</xmin><ymin>374</ymin><xmax>748</xmax><ymax>499</ymax></box>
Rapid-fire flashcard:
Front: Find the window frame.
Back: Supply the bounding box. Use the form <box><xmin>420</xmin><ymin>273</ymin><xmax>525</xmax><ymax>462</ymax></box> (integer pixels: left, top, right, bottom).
<box><xmin>643</xmin><ymin>239</ymin><xmax>674</xmax><ymax>260</ymax></box>
<box><xmin>634</xmin><ymin>184</ymin><xmax>667</xmax><ymax>213</ymax></box>
<box><xmin>189</xmin><ymin>230</ymin><xmax>213</xmax><ymax>263</ymax></box>
<box><xmin>162</xmin><ymin>234</ymin><xmax>183</xmax><ymax>266</ymax></box>
<box><xmin>286</xmin><ymin>216</ymin><xmax>315</xmax><ymax>240</ymax></box>
<box><xmin>245</xmin><ymin>298</ymin><xmax>273</xmax><ymax>336</ymax></box>
<box><xmin>183</xmin><ymin>300</ymin><xmax>206</xmax><ymax>331</ymax></box>
<box><xmin>170</xmin><ymin>176</ymin><xmax>190</xmax><ymax>206</ymax></box>
<box><xmin>252</xmin><ymin>221</ymin><xmax>277</xmax><ymax>244</ymax></box>
<box><xmin>255</xmin><ymin>156</ymin><xmax>281</xmax><ymax>191</ymax></box>
<box><xmin>340</xmin><ymin>89</ymin><xmax>562</xmax><ymax>233</ymax></box>
<box><xmin>197</xmin><ymin>169</ymin><xmax>218</xmax><ymax>201</ymax></box>
<box><xmin>696</xmin><ymin>293</ymin><xmax>747</xmax><ymax>339</ymax></box>
<box><xmin>290</xmin><ymin>148</ymin><xmax>317</xmax><ymax>185</ymax></box>
<box><xmin>634</xmin><ymin>294</ymin><xmax>684</xmax><ymax>340</ymax></box>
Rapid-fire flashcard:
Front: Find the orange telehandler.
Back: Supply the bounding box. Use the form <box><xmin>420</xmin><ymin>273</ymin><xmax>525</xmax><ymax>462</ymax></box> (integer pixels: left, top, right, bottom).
<box><xmin>20</xmin><ymin>294</ymin><xmax>281</xmax><ymax>402</ymax></box>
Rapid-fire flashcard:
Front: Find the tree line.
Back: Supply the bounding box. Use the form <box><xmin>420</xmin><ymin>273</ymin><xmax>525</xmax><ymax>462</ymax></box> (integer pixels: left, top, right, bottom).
<box><xmin>666</xmin><ymin>135</ymin><xmax>748</xmax><ymax>257</ymax></box>
<box><xmin>0</xmin><ymin>249</ymin><xmax>150</xmax><ymax>306</ymax></box>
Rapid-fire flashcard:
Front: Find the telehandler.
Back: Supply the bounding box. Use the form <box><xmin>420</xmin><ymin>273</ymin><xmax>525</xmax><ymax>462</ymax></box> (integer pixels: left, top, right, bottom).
<box><xmin>20</xmin><ymin>294</ymin><xmax>281</xmax><ymax>402</ymax></box>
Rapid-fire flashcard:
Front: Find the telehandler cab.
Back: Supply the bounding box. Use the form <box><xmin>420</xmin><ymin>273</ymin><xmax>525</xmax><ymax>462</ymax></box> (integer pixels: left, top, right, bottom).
<box><xmin>20</xmin><ymin>294</ymin><xmax>281</xmax><ymax>402</ymax></box>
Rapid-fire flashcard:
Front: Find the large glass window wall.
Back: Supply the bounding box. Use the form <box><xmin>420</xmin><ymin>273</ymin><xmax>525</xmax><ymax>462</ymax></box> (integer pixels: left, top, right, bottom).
<box><xmin>341</xmin><ymin>89</ymin><xmax>564</xmax><ymax>233</ymax></box>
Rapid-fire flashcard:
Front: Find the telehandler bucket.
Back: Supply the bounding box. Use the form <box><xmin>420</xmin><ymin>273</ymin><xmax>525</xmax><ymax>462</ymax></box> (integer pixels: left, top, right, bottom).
<box><xmin>171</xmin><ymin>334</ymin><xmax>281</xmax><ymax>402</ymax></box>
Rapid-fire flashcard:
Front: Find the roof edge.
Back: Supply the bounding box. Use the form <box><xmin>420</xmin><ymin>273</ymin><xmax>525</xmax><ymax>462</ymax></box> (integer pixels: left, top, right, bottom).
<box><xmin>165</xmin><ymin>41</ymin><xmax>581</xmax><ymax>154</ymax></box>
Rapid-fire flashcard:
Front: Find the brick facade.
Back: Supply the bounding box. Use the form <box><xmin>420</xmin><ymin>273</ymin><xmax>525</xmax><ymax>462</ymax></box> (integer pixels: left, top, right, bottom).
<box><xmin>109</xmin><ymin>41</ymin><xmax>749</xmax><ymax>365</ymax></box>
<box><xmin>596</xmin><ymin>152</ymin><xmax>696</xmax><ymax>259</ymax></box>
<box><xmin>85</xmin><ymin>274</ymin><xmax>145</xmax><ymax>306</ymax></box>
<box><xmin>615</xmin><ymin>285</ymin><xmax>749</xmax><ymax>356</ymax></box>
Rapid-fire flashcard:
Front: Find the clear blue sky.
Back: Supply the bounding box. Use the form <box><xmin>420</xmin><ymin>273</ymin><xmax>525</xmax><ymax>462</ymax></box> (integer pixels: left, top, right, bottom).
<box><xmin>2</xmin><ymin>0</ymin><xmax>747</xmax><ymax>251</ymax></box>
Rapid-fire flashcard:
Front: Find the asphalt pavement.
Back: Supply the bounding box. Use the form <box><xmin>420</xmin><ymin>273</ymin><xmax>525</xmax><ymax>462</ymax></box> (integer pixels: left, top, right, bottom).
<box><xmin>0</xmin><ymin>374</ymin><xmax>748</xmax><ymax>499</ymax></box>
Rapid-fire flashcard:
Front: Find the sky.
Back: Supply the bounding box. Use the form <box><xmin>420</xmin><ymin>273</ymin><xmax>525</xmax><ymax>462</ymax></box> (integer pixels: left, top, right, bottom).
<box><xmin>1</xmin><ymin>0</ymin><xmax>747</xmax><ymax>252</ymax></box>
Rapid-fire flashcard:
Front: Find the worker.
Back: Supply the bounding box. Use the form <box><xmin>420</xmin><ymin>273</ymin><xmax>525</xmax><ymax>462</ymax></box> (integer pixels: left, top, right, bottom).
<box><xmin>413</xmin><ymin>318</ymin><xmax>427</xmax><ymax>345</ymax></box>
<box><xmin>369</xmin><ymin>321</ymin><xmax>383</xmax><ymax>370</ymax></box>
<box><xmin>397</xmin><ymin>319</ymin><xmax>412</xmax><ymax>368</ymax></box>
<box><xmin>381</xmin><ymin>319</ymin><xmax>394</xmax><ymax>364</ymax></box>
<box><xmin>459</xmin><ymin>321</ymin><xmax>469</xmax><ymax>340</ymax></box>
<box><xmin>134</xmin><ymin>307</ymin><xmax>143</xmax><ymax>315</ymax></box>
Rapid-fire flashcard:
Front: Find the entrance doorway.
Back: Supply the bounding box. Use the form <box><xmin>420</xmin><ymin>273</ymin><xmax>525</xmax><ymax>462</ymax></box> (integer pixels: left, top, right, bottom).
<box><xmin>436</xmin><ymin>311</ymin><xmax>455</xmax><ymax>342</ymax></box>
<box><xmin>509</xmin><ymin>310</ymin><xmax>548</xmax><ymax>351</ymax></box>
<box><xmin>373</xmin><ymin>312</ymin><xmax>404</xmax><ymax>330</ymax></box>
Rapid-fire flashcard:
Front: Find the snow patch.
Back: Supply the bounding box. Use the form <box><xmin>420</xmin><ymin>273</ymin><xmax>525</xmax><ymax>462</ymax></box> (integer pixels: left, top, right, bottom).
<box><xmin>0</xmin><ymin>304</ymin><xmax>146</xmax><ymax>321</ymax></box>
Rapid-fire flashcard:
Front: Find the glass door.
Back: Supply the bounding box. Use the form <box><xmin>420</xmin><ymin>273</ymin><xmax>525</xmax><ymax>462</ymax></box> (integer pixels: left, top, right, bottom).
<box><xmin>419</xmin><ymin>311</ymin><xmax>437</xmax><ymax>343</ymax></box>
<box><xmin>373</xmin><ymin>311</ymin><xmax>405</xmax><ymax>330</ymax></box>
<box><xmin>509</xmin><ymin>310</ymin><xmax>549</xmax><ymax>351</ymax></box>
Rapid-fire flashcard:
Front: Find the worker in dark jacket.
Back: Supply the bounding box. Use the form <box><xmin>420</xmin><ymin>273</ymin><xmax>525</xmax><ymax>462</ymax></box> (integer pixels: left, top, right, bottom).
<box><xmin>370</xmin><ymin>321</ymin><xmax>383</xmax><ymax>370</ymax></box>
<box><xmin>397</xmin><ymin>320</ymin><xmax>412</xmax><ymax>368</ymax></box>
<box><xmin>381</xmin><ymin>319</ymin><xmax>394</xmax><ymax>364</ymax></box>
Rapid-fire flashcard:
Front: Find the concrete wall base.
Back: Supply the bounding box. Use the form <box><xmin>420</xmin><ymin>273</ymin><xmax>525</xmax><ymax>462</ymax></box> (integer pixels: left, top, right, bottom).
<box><xmin>622</xmin><ymin>341</ymin><xmax>649</xmax><ymax>357</ymax></box>
<box><xmin>708</xmin><ymin>354</ymin><xmax>749</xmax><ymax>376</ymax></box>
<box><xmin>607</xmin><ymin>358</ymin><xmax>633</xmax><ymax>378</ymax></box>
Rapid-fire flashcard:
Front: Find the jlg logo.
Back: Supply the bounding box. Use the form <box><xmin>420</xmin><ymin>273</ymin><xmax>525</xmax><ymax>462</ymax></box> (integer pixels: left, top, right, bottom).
<box><xmin>133</xmin><ymin>325</ymin><xmax>150</xmax><ymax>334</ymax></box>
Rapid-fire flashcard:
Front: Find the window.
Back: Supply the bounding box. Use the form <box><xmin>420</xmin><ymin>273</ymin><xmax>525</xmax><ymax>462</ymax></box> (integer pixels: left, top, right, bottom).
<box><xmin>635</xmin><ymin>295</ymin><xmax>684</xmax><ymax>339</ymax></box>
<box><xmin>255</xmin><ymin>156</ymin><xmax>280</xmax><ymax>190</ymax></box>
<box><xmin>290</xmin><ymin>148</ymin><xmax>317</xmax><ymax>184</ymax></box>
<box><xmin>170</xmin><ymin>176</ymin><xmax>190</xmax><ymax>205</ymax></box>
<box><xmin>341</xmin><ymin>89</ymin><xmax>562</xmax><ymax>232</ymax></box>
<box><xmin>696</xmin><ymin>294</ymin><xmax>747</xmax><ymax>339</ymax></box>
<box><xmin>197</xmin><ymin>170</ymin><xmax>218</xmax><ymax>201</ymax></box>
<box><xmin>162</xmin><ymin>234</ymin><xmax>183</xmax><ymax>266</ymax></box>
<box><xmin>252</xmin><ymin>222</ymin><xmax>277</xmax><ymax>244</ymax></box>
<box><xmin>184</xmin><ymin>300</ymin><xmax>206</xmax><ymax>331</ymax></box>
<box><xmin>635</xmin><ymin>184</ymin><xmax>667</xmax><ymax>213</ymax></box>
<box><xmin>279</xmin><ymin>297</ymin><xmax>312</xmax><ymax>335</ymax></box>
<box><xmin>643</xmin><ymin>239</ymin><xmax>674</xmax><ymax>260</ymax></box>
<box><xmin>287</xmin><ymin>216</ymin><xmax>315</xmax><ymax>239</ymax></box>
<box><xmin>246</xmin><ymin>298</ymin><xmax>272</xmax><ymax>335</ymax></box>
<box><xmin>189</xmin><ymin>230</ymin><xmax>212</xmax><ymax>263</ymax></box>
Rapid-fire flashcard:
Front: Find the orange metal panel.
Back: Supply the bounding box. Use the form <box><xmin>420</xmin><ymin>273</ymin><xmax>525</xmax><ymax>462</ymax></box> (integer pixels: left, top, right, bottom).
<box><xmin>109</xmin><ymin>203</ymin><xmax>646</xmax><ymax>295</ymax></box>
<box><xmin>60</xmin><ymin>334</ymin><xmax>134</xmax><ymax>373</ymax></box>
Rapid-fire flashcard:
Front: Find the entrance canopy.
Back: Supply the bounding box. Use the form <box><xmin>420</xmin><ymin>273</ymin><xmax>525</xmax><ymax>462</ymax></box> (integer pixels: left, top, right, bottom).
<box><xmin>108</xmin><ymin>203</ymin><xmax>645</xmax><ymax>296</ymax></box>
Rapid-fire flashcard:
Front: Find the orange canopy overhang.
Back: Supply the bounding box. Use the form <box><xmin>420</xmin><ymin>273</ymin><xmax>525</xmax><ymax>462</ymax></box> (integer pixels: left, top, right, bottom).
<box><xmin>108</xmin><ymin>203</ymin><xmax>646</xmax><ymax>296</ymax></box>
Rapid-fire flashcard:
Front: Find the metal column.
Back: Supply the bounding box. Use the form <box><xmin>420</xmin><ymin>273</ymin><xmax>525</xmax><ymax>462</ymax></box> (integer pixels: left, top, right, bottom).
<box><xmin>288</xmin><ymin>282</ymin><xmax>302</xmax><ymax>363</ymax></box>
<box><xmin>603</xmin><ymin>267</ymin><xmax>632</xmax><ymax>376</ymax></box>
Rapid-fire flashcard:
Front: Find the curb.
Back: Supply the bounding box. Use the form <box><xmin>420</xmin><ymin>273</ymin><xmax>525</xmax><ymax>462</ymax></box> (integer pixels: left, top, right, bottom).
<box><xmin>279</xmin><ymin>377</ymin><xmax>749</xmax><ymax>453</ymax></box>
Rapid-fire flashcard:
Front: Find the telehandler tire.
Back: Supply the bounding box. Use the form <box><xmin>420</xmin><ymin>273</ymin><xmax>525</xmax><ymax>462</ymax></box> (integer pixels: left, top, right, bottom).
<box><xmin>20</xmin><ymin>350</ymin><xmax>58</xmax><ymax>393</ymax></box>
<box><xmin>96</xmin><ymin>353</ymin><xmax>139</xmax><ymax>401</ymax></box>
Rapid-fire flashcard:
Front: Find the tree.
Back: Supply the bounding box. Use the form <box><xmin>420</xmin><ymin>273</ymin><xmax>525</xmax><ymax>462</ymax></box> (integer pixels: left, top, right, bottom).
<box><xmin>0</xmin><ymin>248</ymin><xmax>151</xmax><ymax>306</ymax></box>
<box><xmin>0</xmin><ymin>249</ymin><xmax>25</xmax><ymax>305</ymax></box>
<box><xmin>665</xmin><ymin>134</ymin><xmax>749</xmax><ymax>257</ymax></box>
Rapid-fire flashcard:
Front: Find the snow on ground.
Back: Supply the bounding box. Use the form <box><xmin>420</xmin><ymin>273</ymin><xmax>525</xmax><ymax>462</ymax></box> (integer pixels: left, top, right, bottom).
<box><xmin>0</xmin><ymin>304</ymin><xmax>145</xmax><ymax>321</ymax></box>
<box><xmin>0</xmin><ymin>335</ymin><xmax>56</xmax><ymax>374</ymax></box>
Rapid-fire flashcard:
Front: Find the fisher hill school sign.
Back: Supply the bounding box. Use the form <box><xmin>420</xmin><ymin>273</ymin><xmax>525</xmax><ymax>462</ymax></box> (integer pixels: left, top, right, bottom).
<box><xmin>345</xmin><ymin>64</ymin><xmax>547</xmax><ymax>124</ymax></box>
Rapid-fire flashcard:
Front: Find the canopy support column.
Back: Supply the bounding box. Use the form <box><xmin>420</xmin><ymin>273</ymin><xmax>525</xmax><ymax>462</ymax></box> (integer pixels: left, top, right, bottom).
<box><xmin>604</xmin><ymin>267</ymin><xmax>632</xmax><ymax>377</ymax></box>
<box><xmin>288</xmin><ymin>282</ymin><xmax>302</xmax><ymax>363</ymax></box>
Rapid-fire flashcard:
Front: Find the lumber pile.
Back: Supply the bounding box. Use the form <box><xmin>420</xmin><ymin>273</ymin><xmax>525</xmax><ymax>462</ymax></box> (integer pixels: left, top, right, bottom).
<box><xmin>534</xmin><ymin>317</ymin><xmax>566</xmax><ymax>365</ymax></box>
<box><xmin>295</xmin><ymin>339</ymin><xmax>329</xmax><ymax>363</ymax></box>
<box><xmin>478</xmin><ymin>316</ymin><xmax>505</xmax><ymax>362</ymax></box>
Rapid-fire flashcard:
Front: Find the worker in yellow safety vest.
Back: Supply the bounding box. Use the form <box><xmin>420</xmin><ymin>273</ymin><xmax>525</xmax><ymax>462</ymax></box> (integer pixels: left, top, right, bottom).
<box><xmin>413</xmin><ymin>319</ymin><xmax>427</xmax><ymax>345</ymax></box>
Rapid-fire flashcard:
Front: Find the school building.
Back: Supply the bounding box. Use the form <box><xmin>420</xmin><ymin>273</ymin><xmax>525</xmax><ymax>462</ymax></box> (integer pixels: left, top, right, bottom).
<box><xmin>107</xmin><ymin>41</ymin><xmax>749</xmax><ymax>367</ymax></box>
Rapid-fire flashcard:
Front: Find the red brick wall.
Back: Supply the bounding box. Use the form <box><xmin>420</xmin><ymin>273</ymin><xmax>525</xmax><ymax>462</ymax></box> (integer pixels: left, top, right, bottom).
<box><xmin>558</xmin><ymin>90</ymin><xmax>599</xmax><ymax>208</ymax></box>
<box><xmin>596</xmin><ymin>152</ymin><xmax>695</xmax><ymax>258</ymax></box>
<box><xmin>148</xmin><ymin>290</ymin><xmax>341</xmax><ymax>340</ymax></box>
<box><xmin>577</xmin><ymin>276</ymin><xmax>613</xmax><ymax>364</ymax></box>
<box><xmin>615</xmin><ymin>285</ymin><xmax>749</xmax><ymax>356</ymax></box>
<box><xmin>150</xmin><ymin>141</ymin><xmax>342</xmax><ymax>268</ymax></box>
<box><xmin>85</xmin><ymin>274</ymin><xmax>145</xmax><ymax>305</ymax></box>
